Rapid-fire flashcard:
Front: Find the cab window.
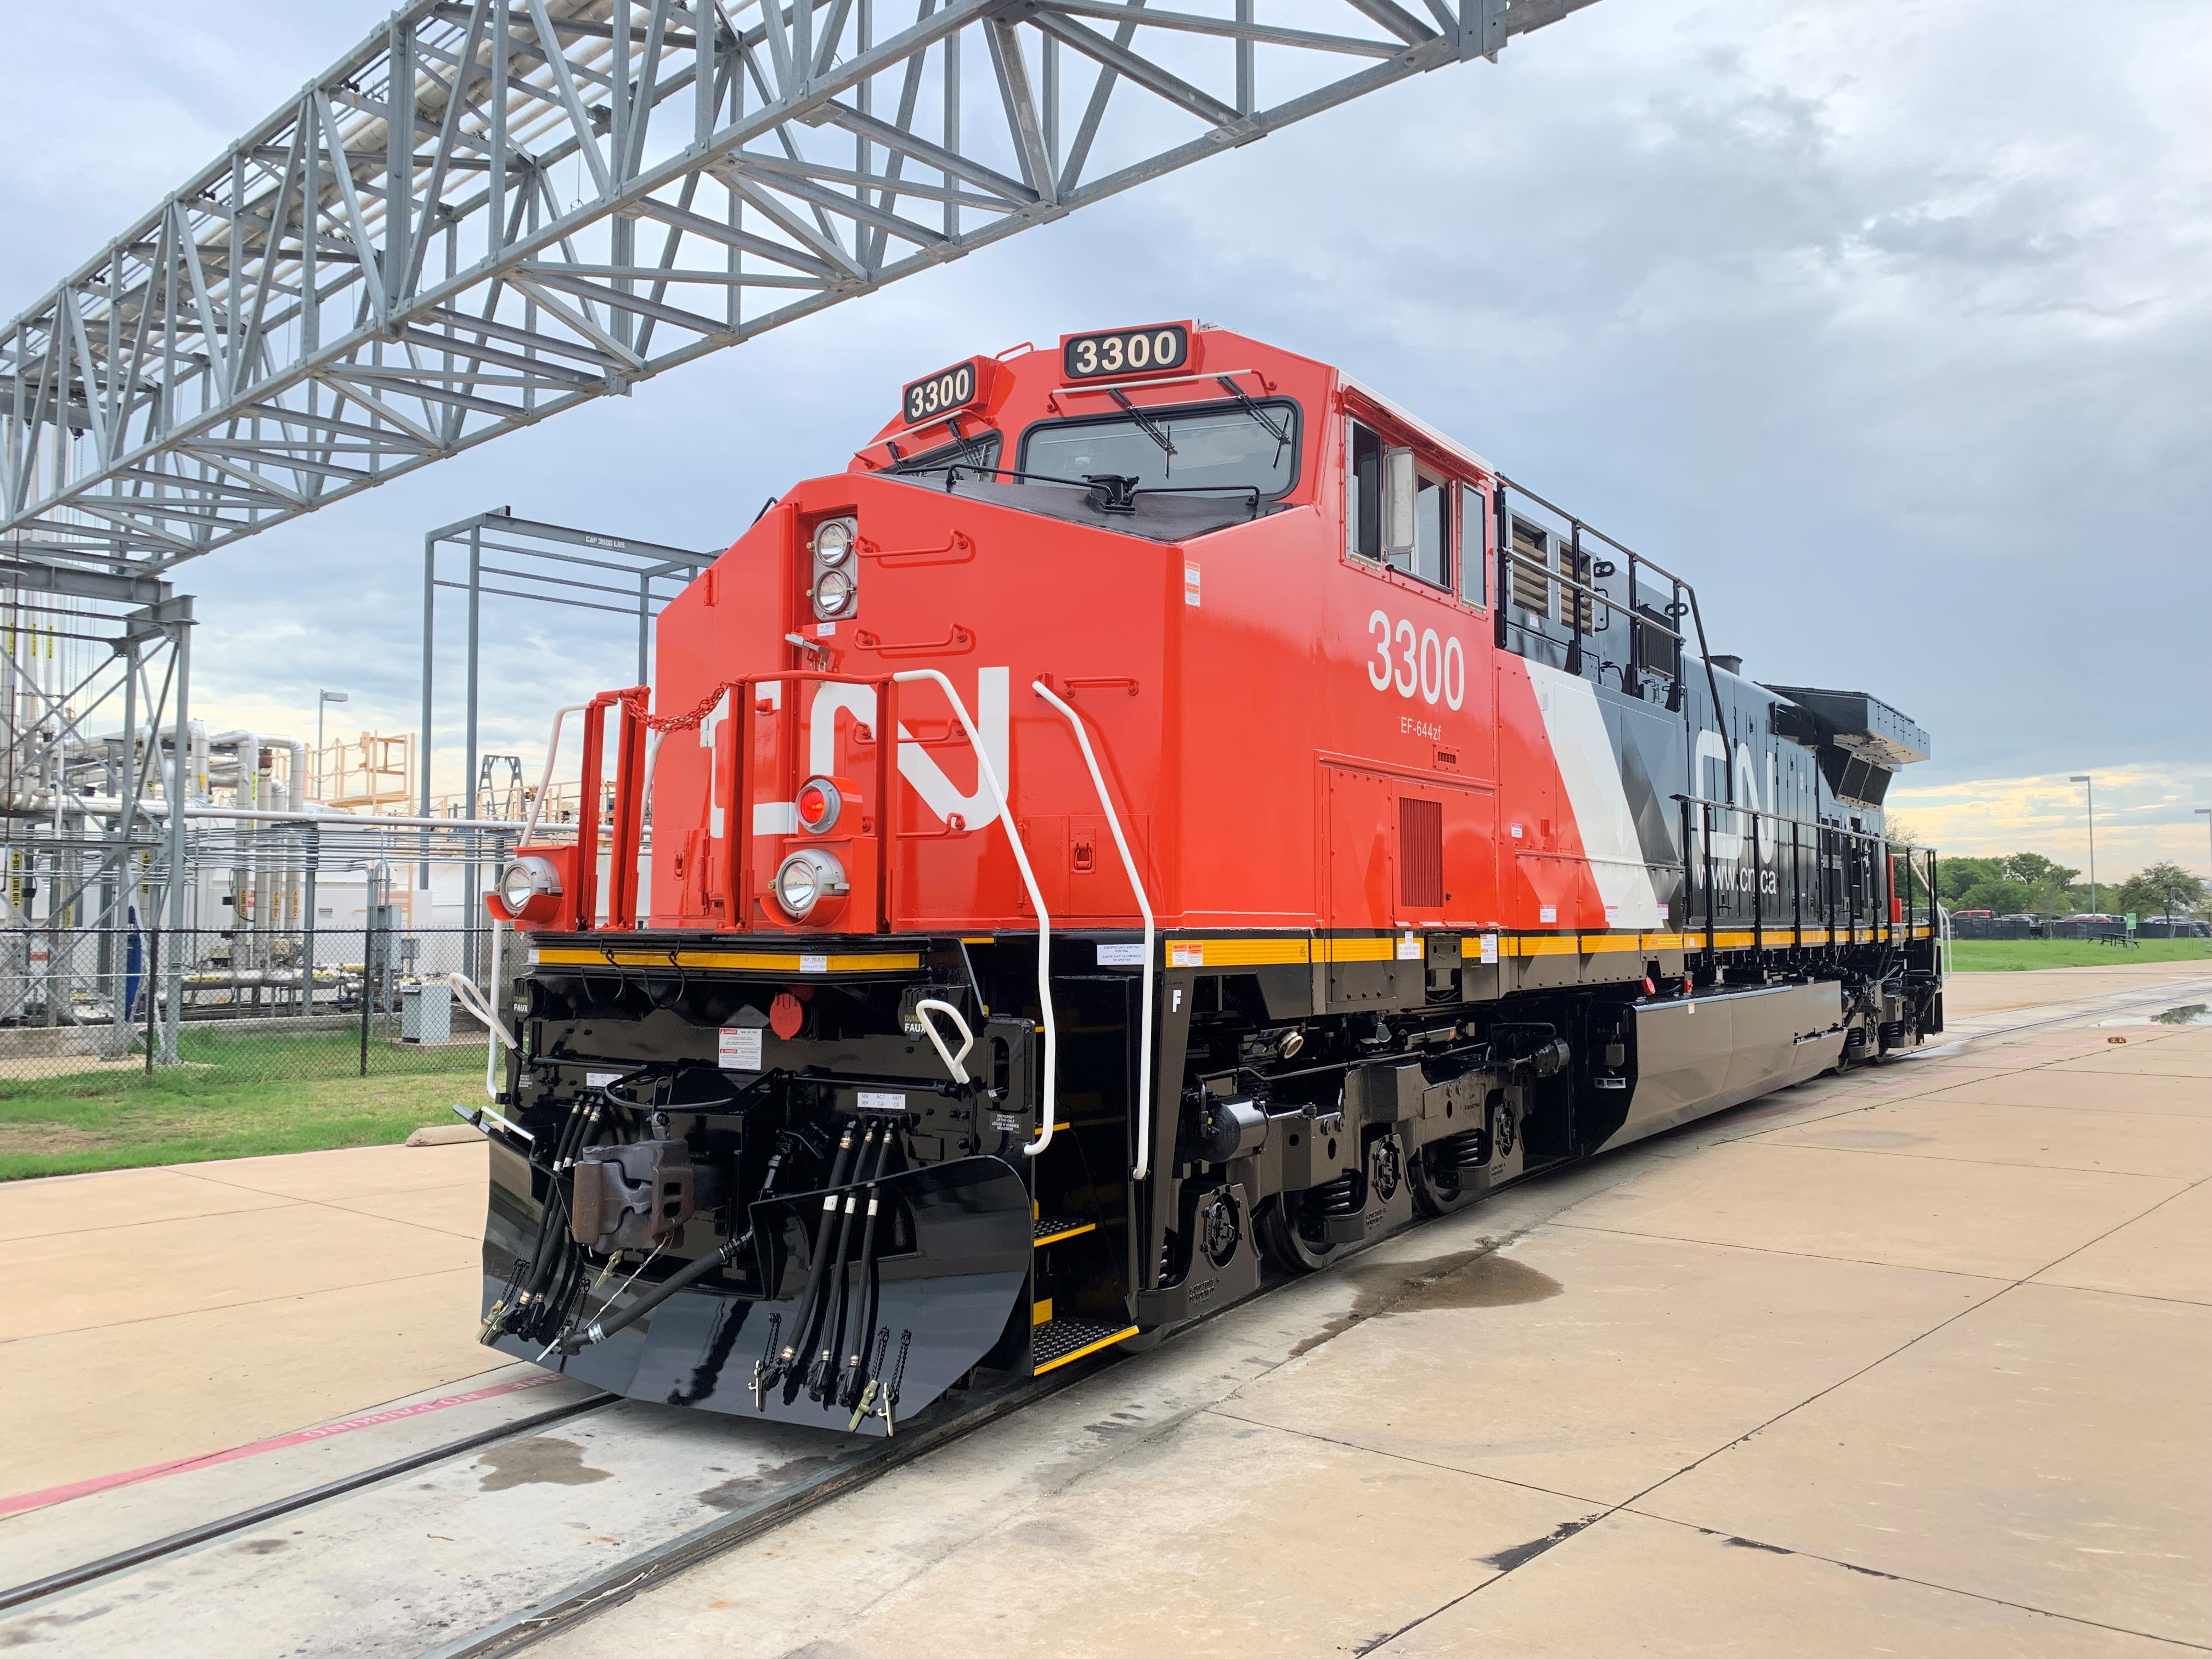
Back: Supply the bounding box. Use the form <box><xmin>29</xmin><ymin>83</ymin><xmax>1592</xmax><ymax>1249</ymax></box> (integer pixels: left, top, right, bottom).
<box><xmin>1460</xmin><ymin>483</ymin><xmax>1488</xmax><ymax>608</ymax></box>
<box><xmin>1346</xmin><ymin>418</ymin><xmax>1454</xmax><ymax>592</ymax></box>
<box><xmin>1347</xmin><ymin>421</ymin><xmax>1384</xmax><ymax>560</ymax></box>
<box><xmin>1404</xmin><ymin>469</ymin><xmax>1450</xmax><ymax>589</ymax></box>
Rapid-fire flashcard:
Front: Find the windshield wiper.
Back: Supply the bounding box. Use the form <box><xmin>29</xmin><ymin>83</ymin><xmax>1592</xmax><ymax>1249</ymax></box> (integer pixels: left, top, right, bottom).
<box><xmin>1108</xmin><ymin>388</ymin><xmax>1177</xmax><ymax>458</ymax></box>
<box><xmin>1214</xmin><ymin>375</ymin><xmax>1291</xmax><ymax>463</ymax></box>
<box><xmin>907</xmin><ymin>463</ymin><xmax>1262</xmax><ymax>521</ymax></box>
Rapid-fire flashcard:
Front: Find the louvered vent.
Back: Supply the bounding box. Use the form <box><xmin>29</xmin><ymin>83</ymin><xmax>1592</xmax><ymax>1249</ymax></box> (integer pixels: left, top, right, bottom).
<box><xmin>1510</xmin><ymin>519</ymin><xmax>1551</xmax><ymax>616</ymax></box>
<box><xmin>1401</xmin><ymin>798</ymin><xmax>1443</xmax><ymax>908</ymax></box>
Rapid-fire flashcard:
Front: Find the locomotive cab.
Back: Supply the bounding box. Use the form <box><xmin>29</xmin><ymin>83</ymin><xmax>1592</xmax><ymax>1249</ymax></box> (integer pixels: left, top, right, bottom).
<box><xmin>468</xmin><ymin>322</ymin><xmax>1942</xmax><ymax>1435</ymax></box>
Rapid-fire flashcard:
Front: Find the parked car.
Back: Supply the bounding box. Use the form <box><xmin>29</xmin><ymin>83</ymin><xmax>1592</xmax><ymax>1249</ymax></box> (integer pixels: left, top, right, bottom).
<box><xmin>2139</xmin><ymin>915</ymin><xmax>2211</xmax><ymax>939</ymax></box>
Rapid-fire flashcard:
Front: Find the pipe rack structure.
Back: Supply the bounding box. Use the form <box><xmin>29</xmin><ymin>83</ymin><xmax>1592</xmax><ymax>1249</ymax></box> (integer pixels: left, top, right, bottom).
<box><xmin>1</xmin><ymin>0</ymin><xmax>1599</xmax><ymax>573</ymax></box>
<box><xmin>0</xmin><ymin>558</ymin><xmax>528</xmax><ymax>1059</ymax></box>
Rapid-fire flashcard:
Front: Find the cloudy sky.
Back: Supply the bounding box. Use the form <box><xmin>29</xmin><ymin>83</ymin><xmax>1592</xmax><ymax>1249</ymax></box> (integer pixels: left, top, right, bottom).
<box><xmin>3</xmin><ymin>0</ymin><xmax>2205</xmax><ymax>874</ymax></box>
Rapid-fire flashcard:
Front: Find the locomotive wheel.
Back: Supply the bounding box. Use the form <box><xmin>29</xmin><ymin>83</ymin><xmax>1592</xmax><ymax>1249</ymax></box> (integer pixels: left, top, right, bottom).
<box><xmin>1407</xmin><ymin>1142</ymin><xmax>1477</xmax><ymax>1217</ymax></box>
<box><xmin>1255</xmin><ymin>1194</ymin><xmax>1338</xmax><ymax>1274</ymax></box>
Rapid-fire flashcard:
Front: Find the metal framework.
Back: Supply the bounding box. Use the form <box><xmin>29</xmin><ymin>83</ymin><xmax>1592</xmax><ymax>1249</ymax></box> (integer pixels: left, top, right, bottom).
<box><xmin>1</xmin><ymin>0</ymin><xmax>1595</xmax><ymax>572</ymax></box>
<box><xmin>0</xmin><ymin>560</ymin><xmax>524</xmax><ymax>1060</ymax></box>
<box><xmin>419</xmin><ymin>509</ymin><xmax>708</xmax><ymax>918</ymax></box>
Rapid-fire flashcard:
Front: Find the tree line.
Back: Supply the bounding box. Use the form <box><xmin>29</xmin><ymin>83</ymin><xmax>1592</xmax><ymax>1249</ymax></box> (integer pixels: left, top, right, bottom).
<box><xmin>1932</xmin><ymin>853</ymin><xmax>2210</xmax><ymax>919</ymax></box>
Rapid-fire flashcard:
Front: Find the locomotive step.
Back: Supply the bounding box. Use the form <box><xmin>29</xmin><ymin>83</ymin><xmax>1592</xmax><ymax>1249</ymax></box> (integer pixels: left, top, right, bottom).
<box><xmin>1032</xmin><ymin>1317</ymin><xmax>1141</xmax><ymax>1375</ymax></box>
<box><xmin>1032</xmin><ymin>1216</ymin><xmax>1096</xmax><ymax>1246</ymax></box>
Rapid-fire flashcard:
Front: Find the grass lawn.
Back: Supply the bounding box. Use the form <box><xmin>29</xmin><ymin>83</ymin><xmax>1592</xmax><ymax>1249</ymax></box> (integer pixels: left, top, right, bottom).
<box><xmin>1950</xmin><ymin>938</ymin><xmax>2212</xmax><ymax>972</ymax></box>
<box><xmin>0</xmin><ymin>1029</ymin><xmax>486</xmax><ymax>1181</ymax></box>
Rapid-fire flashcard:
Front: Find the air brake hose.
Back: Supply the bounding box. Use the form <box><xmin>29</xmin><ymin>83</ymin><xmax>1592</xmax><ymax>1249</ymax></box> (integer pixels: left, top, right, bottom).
<box><xmin>555</xmin><ymin>1137</ymin><xmax>795</xmax><ymax>1358</ymax></box>
<box><xmin>819</xmin><ymin>1128</ymin><xmax>889</xmax><ymax>1402</ymax></box>
<box><xmin>803</xmin><ymin>1125</ymin><xmax>882</xmax><ymax>1400</ymax></box>
<box><xmin>761</xmin><ymin>1122</ymin><xmax>859</xmax><ymax>1389</ymax></box>
<box><xmin>555</xmin><ymin>1228</ymin><xmax>755</xmax><ymax>1355</ymax></box>
<box><xmin>838</xmin><ymin>1132</ymin><xmax>899</xmax><ymax>1407</ymax></box>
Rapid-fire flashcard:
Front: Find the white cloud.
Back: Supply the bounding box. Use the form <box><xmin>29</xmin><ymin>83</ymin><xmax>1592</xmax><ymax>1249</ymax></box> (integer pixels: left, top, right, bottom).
<box><xmin>3</xmin><ymin>0</ymin><xmax>2205</xmax><ymax>808</ymax></box>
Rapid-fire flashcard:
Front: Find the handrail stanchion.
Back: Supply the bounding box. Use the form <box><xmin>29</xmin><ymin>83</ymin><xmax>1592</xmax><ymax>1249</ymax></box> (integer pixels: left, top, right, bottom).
<box><xmin>728</xmin><ymin>679</ymin><xmax>751</xmax><ymax>929</ymax></box>
<box><xmin>891</xmin><ymin>668</ymin><xmax>1059</xmax><ymax>1158</ymax></box>
<box><xmin>1032</xmin><ymin>680</ymin><xmax>1155</xmax><ymax>1181</ymax></box>
<box><xmin>1701</xmin><ymin>800</ymin><xmax>1715</xmax><ymax>957</ymax></box>
<box><xmin>878</xmin><ymin>674</ymin><xmax>898</xmax><ymax>932</ymax></box>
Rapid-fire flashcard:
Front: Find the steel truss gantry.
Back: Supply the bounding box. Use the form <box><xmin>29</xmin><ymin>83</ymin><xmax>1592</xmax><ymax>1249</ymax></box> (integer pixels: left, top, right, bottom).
<box><xmin>1</xmin><ymin>0</ymin><xmax>1595</xmax><ymax>571</ymax></box>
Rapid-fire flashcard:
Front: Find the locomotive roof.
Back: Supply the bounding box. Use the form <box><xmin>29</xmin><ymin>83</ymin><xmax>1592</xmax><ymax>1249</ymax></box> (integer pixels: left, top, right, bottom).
<box><xmin>1338</xmin><ymin>375</ymin><xmax>1498</xmax><ymax>479</ymax></box>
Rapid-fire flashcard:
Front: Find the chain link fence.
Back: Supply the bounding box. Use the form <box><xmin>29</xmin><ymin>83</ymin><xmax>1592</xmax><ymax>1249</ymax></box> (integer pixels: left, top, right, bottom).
<box><xmin>0</xmin><ymin>923</ymin><xmax>498</xmax><ymax>1088</ymax></box>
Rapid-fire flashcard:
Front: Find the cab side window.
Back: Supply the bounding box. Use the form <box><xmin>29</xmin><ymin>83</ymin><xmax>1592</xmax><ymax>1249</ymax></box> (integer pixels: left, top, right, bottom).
<box><xmin>1459</xmin><ymin>483</ymin><xmax>1487</xmax><ymax>609</ymax></box>
<box><xmin>1347</xmin><ymin>421</ymin><xmax>1384</xmax><ymax>561</ymax></box>
<box><xmin>1406</xmin><ymin>469</ymin><xmax>1451</xmax><ymax>589</ymax></box>
<box><xmin>1347</xmin><ymin>418</ymin><xmax>1454</xmax><ymax>592</ymax></box>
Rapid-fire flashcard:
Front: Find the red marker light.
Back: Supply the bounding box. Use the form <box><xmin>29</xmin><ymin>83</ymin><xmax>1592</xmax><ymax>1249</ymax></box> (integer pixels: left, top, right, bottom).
<box><xmin>770</xmin><ymin>992</ymin><xmax>805</xmax><ymax>1040</ymax></box>
<box><xmin>794</xmin><ymin>776</ymin><xmax>843</xmax><ymax>834</ymax></box>
<box><xmin>1641</xmin><ymin>977</ymin><xmax>1656</xmax><ymax>996</ymax></box>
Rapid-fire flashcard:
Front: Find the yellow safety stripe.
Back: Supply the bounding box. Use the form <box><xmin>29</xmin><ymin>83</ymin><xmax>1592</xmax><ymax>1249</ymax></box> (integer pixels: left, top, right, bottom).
<box><xmin>1034</xmin><ymin>1222</ymin><xmax>1097</xmax><ymax>1248</ymax></box>
<box><xmin>1034</xmin><ymin>1324</ymin><xmax>1141</xmax><ymax>1375</ymax></box>
<box><xmin>534</xmin><ymin>946</ymin><xmax>923</xmax><ymax>973</ymax></box>
<box><xmin>538</xmin><ymin>924</ymin><xmax>1921</xmax><ymax>978</ymax></box>
<box><xmin>1170</xmin><ymin>938</ymin><xmax>1316</xmax><ymax>968</ymax></box>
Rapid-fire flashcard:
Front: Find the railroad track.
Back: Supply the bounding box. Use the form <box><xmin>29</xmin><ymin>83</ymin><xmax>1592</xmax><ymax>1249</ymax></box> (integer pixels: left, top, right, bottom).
<box><xmin>7</xmin><ymin>972</ymin><xmax>2202</xmax><ymax>1658</ymax></box>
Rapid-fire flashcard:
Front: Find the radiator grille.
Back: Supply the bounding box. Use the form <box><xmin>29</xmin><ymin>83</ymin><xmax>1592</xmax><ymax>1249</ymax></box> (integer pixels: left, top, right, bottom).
<box><xmin>1401</xmin><ymin>798</ymin><xmax>1443</xmax><ymax>908</ymax></box>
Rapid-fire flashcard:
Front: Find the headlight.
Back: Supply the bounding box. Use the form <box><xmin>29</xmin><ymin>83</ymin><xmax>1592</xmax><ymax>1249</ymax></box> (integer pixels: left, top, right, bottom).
<box><xmin>773</xmin><ymin>848</ymin><xmax>849</xmax><ymax>920</ymax></box>
<box><xmin>811</xmin><ymin>516</ymin><xmax>859</xmax><ymax>620</ymax></box>
<box><xmin>814</xmin><ymin>567</ymin><xmax>855</xmax><ymax>617</ymax></box>
<box><xmin>813</xmin><ymin>518</ymin><xmax>854</xmax><ymax>567</ymax></box>
<box><xmin>794</xmin><ymin>776</ymin><xmax>843</xmax><ymax>834</ymax></box>
<box><xmin>499</xmin><ymin>856</ymin><xmax>561</xmax><ymax>912</ymax></box>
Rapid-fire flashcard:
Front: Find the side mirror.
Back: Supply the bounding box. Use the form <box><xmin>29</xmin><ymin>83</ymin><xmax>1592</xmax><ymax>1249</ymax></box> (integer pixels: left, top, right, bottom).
<box><xmin>1382</xmin><ymin>447</ymin><xmax>1417</xmax><ymax>558</ymax></box>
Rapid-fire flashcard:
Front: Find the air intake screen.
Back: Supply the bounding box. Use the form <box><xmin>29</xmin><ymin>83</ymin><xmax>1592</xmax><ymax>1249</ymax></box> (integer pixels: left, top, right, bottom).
<box><xmin>1510</xmin><ymin>520</ymin><xmax>1551</xmax><ymax>616</ymax></box>
<box><xmin>1401</xmin><ymin>798</ymin><xmax>1443</xmax><ymax>908</ymax></box>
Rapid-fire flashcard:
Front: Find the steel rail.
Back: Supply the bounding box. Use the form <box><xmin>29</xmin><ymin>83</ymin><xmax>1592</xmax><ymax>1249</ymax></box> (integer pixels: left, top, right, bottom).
<box><xmin>0</xmin><ymin>1392</ymin><xmax>616</xmax><ymax>1614</ymax></box>
<box><xmin>2</xmin><ymin>0</ymin><xmax>1601</xmax><ymax>571</ymax></box>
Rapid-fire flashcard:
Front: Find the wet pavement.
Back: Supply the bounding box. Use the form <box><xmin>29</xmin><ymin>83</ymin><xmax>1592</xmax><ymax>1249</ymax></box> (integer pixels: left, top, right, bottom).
<box><xmin>3</xmin><ymin>959</ymin><xmax>2207</xmax><ymax>1656</ymax></box>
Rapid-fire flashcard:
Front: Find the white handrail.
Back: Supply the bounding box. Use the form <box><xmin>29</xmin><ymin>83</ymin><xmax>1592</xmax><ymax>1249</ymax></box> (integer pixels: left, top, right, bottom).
<box><xmin>913</xmin><ymin>996</ymin><xmax>975</xmax><ymax>1085</ymax></box>
<box><xmin>891</xmin><ymin>668</ymin><xmax>1058</xmax><ymax>1157</ymax></box>
<box><xmin>1031</xmin><ymin>681</ymin><xmax>1156</xmax><ymax>1180</ymax></box>
<box><xmin>450</xmin><ymin>971</ymin><xmax>518</xmax><ymax>1052</ymax></box>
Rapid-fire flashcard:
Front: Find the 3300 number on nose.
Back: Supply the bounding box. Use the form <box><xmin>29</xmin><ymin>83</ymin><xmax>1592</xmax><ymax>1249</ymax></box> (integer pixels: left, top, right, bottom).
<box><xmin>1063</xmin><ymin>324</ymin><xmax>1188</xmax><ymax>381</ymax></box>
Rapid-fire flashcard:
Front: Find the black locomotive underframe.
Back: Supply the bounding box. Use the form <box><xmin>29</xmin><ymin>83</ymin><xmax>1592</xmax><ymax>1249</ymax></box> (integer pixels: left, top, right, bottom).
<box><xmin>476</xmin><ymin>927</ymin><xmax>1940</xmax><ymax>1432</ymax></box>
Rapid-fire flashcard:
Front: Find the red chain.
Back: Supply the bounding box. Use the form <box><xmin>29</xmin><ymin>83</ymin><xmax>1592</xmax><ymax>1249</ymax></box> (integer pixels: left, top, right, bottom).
<box><xmin>635</xmin><ymin>680</ymin><xmax>742</xmax><ymax>735</ymax></box>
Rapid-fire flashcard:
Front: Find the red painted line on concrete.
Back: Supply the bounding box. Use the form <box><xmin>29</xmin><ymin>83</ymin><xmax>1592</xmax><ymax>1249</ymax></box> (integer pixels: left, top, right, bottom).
<box><xmin>0</xmin><ymin>1372</ymin><xmax>565</xmax><ymax>1518</ymax></box>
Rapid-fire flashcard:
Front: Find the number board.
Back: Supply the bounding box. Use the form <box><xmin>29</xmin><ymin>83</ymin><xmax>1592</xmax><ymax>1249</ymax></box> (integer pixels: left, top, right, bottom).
<box><xmin>1061</xmin><ymin>323</ymin><xmax>1191</xmax><ymax>382</ymax></box>
<box><xmin>901</xmin><ymin>358</ymin><xmax>986</xmax><ymax>425</ymax></box>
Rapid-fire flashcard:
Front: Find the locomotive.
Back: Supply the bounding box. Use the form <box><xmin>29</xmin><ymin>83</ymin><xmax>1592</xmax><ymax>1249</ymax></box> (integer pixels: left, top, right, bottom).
<box><xmin>466</xmin><ymin>322</ymin><xmax>1942</xmax><ymax>1435</ymax></box>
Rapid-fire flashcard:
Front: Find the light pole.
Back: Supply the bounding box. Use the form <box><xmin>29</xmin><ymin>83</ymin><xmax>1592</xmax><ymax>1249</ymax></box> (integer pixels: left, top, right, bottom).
<box><xmin>2070</xmin><ymin>775</ymin><xmax>2097</xmax><ymax>913</ymax></box>
<box><xmin>317</xmin><ymin>690</ymin><xmax>348</xmax><ymax>801</ymax></box>
<box><xmin>2197</xmin><ymin>808</ymin><xmax>2210</xmax><ymax>929</ymax></box>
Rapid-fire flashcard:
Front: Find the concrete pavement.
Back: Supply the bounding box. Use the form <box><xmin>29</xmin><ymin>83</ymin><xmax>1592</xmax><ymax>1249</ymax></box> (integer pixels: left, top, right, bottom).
<box><xmin>532</xmin><ymin>964</ymin><xmax>2211</xmax><ymax>1658</ymax></box>
<box><xmin>1</xmin><ymin>959</ymin><xmax>2205</xmax><ymax>1656</ymax></box>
